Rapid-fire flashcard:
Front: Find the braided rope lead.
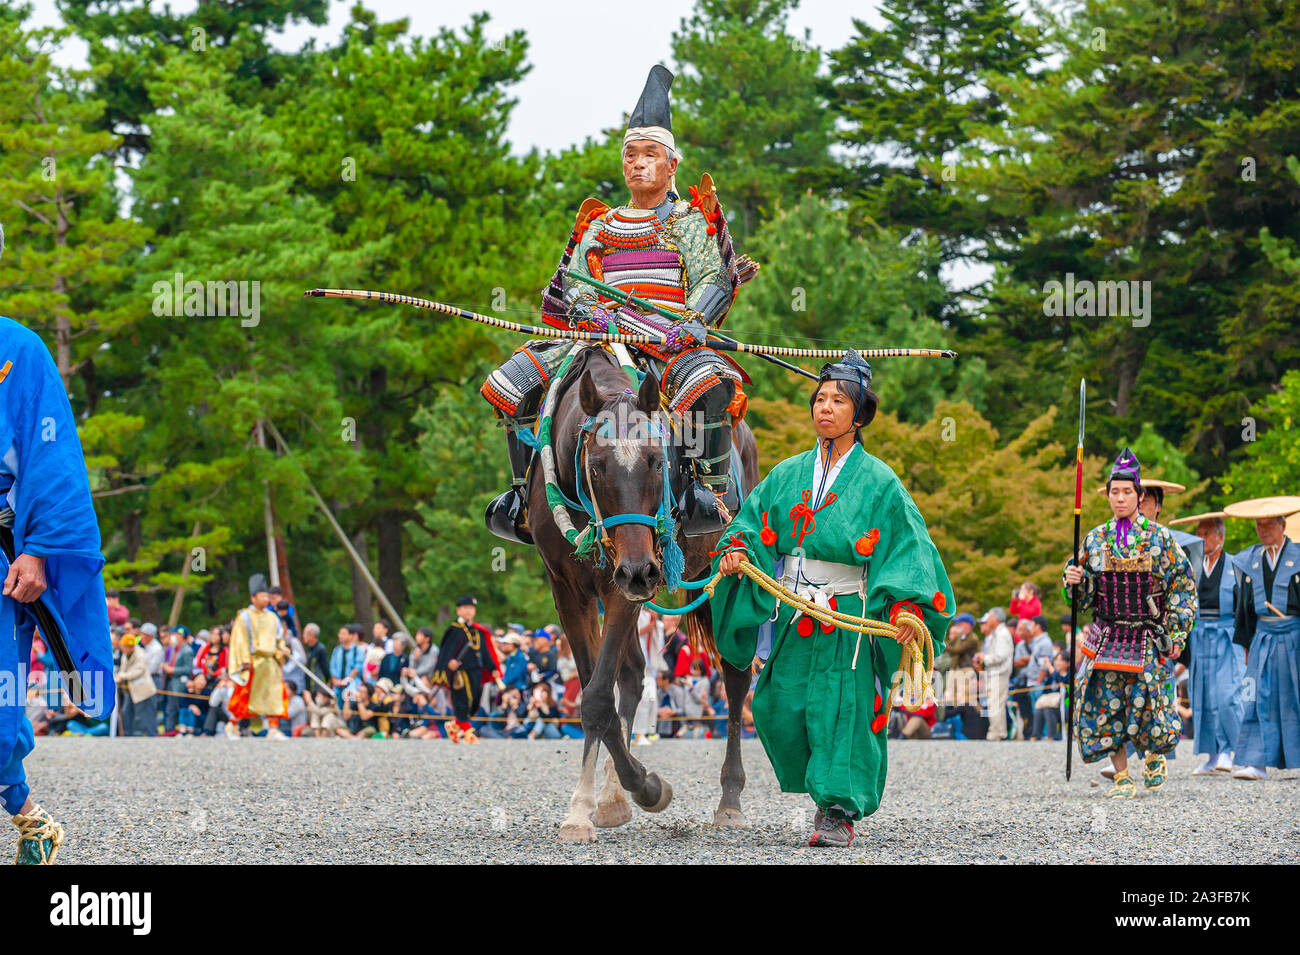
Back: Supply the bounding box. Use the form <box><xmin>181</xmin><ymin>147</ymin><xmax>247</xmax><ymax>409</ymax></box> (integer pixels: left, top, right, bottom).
<box><xmin>703</xmin><ymin>559</ymin><xmax>936</xmax><ymax>709</ymax></box>
<box><xmin>304</xmin><ymin>289</ymin><xmax>957</xmax><ymax>361</ymax></box>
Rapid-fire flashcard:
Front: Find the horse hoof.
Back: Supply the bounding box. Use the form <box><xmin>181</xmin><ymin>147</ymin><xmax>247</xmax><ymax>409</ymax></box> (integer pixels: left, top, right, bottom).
<box><xmin>558</xmin><ymin>821</ymin><xmax>597</xmax><ymax>844</ymax></box>
<box><xmin>712</xmin><ymin>807</ymin><xmax>750</xmax><ymax>828</ymax></box>
<box><xmin>594</xmin><ymin>800</ymin><xmax>633</xmax><ymax>829</ymax></box>
<box><xmin>634</xmin><ymin>773</ymin><xmax>674</xmax><ymax>813</ymax></box>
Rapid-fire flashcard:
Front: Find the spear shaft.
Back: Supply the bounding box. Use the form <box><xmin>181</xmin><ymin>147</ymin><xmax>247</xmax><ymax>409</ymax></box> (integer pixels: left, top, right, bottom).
<box><xmin>1067</xmin><ymin>378</ymin><xmax>1086</xmax><ymax>781</ymax></box>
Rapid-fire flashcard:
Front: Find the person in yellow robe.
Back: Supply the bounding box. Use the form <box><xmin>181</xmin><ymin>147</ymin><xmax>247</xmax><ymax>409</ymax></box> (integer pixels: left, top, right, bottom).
<box><xmin>226</xmin><ymin>573</ymin><xmax>290</xmax><ymax>739</ymax></box>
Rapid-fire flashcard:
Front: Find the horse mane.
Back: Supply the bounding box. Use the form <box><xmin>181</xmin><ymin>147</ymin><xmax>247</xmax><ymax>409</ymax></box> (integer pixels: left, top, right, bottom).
<box><xmin>554</xmin><ymin>344</ymin><xmax>637</xmax><ymax>403</ymax></box>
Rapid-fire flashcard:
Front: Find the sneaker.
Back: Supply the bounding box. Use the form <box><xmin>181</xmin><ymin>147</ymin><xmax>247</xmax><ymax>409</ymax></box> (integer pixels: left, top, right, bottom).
<box><xmin>1214</xmin><ymin>751</ymin><xmax>1234</xmax><ymax>773</ymax></box>
<box><xmin>807</xmin><ymin>809</ymin><xmax>855</xmax><ymax>848</ymax></box>
<box><xmin>1232</xmin><ymin>766</ymin><xmax>1267</xmax><ymax>781</ymax></box>
<box><xmin>223</xmin><ymin>722</ymin><xmax>241</xmax><ymax>739</ymax></box>
<box><xmin>11</xmin><ymin>805</ymin><xmax>65</xmax><ymax>865</ymax></box>
<box><xmin>635</xmin><ymin>735</ymin><xmax>652</xmax><ymax>747</ymax></box>
<box><xmin>1193</xmin><ymin>756</ymin><xmax>1218</xmax><ymax>776</ymax></box>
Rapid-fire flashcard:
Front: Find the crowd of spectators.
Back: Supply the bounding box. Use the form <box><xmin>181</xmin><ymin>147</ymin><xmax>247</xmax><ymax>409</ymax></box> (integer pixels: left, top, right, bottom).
<box><xmin>26</xmin><ymin>577</ymin><xmax>1197</xmax><ymax>748</ymax></box>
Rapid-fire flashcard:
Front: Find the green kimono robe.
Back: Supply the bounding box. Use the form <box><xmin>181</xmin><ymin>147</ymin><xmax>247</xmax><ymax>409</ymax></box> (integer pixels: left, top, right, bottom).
<box><xmin>709</xmin><ymin>442</ymin><xmax>953</xmax><ymax>819</ymax></box>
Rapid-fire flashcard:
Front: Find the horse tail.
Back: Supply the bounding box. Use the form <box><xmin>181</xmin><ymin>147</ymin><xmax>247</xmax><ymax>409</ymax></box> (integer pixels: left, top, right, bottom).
<box><xmin>682</xmin><ymin>599</ymin><xmax>722</xmax><ymax>673</ymax></box>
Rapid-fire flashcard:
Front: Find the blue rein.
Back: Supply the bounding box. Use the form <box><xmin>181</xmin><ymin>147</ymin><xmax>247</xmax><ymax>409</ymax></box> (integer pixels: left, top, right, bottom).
<box><xmin>569</xmin><ymin>407</ymin><xmax>688</xmax><ymax>598</ymax></box>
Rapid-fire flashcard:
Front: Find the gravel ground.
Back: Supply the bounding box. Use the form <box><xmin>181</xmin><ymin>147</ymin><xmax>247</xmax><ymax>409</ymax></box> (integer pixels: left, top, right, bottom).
<box><xmin>18</xmin><ymin>736</ymin><xmax>1298</xmax><ymax>864</ymax></box>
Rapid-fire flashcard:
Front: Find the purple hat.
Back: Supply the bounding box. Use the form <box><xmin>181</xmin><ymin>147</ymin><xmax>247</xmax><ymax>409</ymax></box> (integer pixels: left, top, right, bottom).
<box><xmin>1108</xmin><ymin>446</ymin><xmax>1142</xmax><ymax>494</ymax></box>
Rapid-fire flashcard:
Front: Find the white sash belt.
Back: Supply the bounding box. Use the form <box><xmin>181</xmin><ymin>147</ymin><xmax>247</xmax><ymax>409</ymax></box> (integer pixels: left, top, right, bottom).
<box><xmin>777</xmin><ymin>556</ymin><xmax>866</xmax><ymax>621</ymax></box>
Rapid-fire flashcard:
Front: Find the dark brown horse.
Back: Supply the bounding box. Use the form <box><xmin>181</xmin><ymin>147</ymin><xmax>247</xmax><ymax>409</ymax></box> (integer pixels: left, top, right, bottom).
<box><xmin>527</xmin><ymin>345</ymin><xmax>759</xmax><ymax>842</ymax></box>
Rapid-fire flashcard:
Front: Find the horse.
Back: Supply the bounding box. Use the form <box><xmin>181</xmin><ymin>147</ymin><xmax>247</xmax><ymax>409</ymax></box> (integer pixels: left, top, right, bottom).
<box><xmin>526</xmin><ymin>344</ymin><xmax>760</xmax><ymax>843</ymax></box>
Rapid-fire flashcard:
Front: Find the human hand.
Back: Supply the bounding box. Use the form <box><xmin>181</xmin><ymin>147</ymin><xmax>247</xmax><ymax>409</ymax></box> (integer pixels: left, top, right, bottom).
<box><xmin>3</xmin><ymin>553</ymin><xmax>46</xmax><ymax>602</ymax></box>
<box><xmin>665</xmin><ymin>318</ymin><xmax>708</xmax><ymax>353</ymax></box>
<box><xmin>1063</xmin><ymin>565</ymin><xmax>1084</xmax><ymax>587</ymax></box>
<box><xmin>448</xmin><ymin>659</ymin><xmax>460</xmax><ymax>671</ymax></box>
<box><xmin>718</xmin><ymin>551</ymin><xmax>745</xmax><ymax>577</ymax></box>
<box><xmin>894</xmin><ymin>621</ymin><xmax>920</xmax><ymax>647</ymax></box>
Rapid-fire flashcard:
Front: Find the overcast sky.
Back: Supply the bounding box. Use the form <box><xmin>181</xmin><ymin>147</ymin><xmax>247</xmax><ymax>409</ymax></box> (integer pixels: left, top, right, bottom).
<box><xmin>27</xmin><ymin>0</ymin><xmax>882</xmax><ymax>156</ymax></box>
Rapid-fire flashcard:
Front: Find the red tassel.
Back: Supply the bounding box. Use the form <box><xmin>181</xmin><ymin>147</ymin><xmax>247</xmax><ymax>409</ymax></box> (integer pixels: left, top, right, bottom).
<box><xmin>871</xmin><ymin>714</ymin><xmax>887</xmax><ymax>734</ymax></box>
<box><xmin>797</xmin><ymin>616</ymin><xmax>815</xmax><ymax>638</ymax></box>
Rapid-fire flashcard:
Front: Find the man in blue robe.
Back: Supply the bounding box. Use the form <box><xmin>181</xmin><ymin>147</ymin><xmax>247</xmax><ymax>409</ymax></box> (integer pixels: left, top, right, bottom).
<box><xmin>1168</xmin><ymin>512</ymin><xmax>1246</xmax><ymax>775</ymax></box>
<box><xmin>1227</xmin><ymin>498</ymin><xmax>1300</xmax><ymax>781</ymax></box>
<box><xmin>1</xmin><ymin>308</ymin><xmax>114</xmax><ymax>864</ymax></box>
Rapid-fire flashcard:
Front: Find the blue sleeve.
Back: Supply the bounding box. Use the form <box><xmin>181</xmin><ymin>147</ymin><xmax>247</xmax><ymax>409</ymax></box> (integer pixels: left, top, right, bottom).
<box><xmin>1</xmin><ymin>318</ymin><xmax>113</xmax><ymax>716</ymax></box>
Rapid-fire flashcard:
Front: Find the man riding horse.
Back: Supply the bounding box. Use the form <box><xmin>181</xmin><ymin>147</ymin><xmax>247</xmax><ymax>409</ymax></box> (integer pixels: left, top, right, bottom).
<box><xmin>482</xmin><ymin>65</ymin><xmax>752</xmax><ymax>543</ymax></box>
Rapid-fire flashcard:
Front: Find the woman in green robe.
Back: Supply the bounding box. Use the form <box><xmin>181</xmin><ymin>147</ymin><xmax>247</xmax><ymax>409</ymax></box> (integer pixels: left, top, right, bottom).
<box><xmin>710</xmin><ymin>349</ymin><xmax>954</xmax><ymax>847</ymax></box>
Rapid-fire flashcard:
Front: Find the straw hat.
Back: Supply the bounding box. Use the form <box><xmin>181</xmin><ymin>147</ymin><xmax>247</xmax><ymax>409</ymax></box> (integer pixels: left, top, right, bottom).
<box><xmin>1222</xmin><ymin>496</ymin><xmax>1300</xmax><ymax>520</ymax></box>
<box><xmin>1168</xmin><ymin>511</ymin><xmax>1227</xmax><ymax>528</ymax></box>
<box><xmin>1096</xmin><ymin>478</ymin><xmax>1186</xmax><ymax>495</ymax></box>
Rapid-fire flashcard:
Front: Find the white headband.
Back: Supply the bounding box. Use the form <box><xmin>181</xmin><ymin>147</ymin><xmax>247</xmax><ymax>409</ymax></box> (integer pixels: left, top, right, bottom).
<box><xmin>624</xmin><ymin>126</ymin><xmax>678</xmax><ymax>158</ymax></box>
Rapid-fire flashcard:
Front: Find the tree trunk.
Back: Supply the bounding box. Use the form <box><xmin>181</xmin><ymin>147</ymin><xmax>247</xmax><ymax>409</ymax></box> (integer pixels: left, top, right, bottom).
<box><xmin>167</xmin><ymin>521</ymin><xmax>202</xmax><ymax>627</ymax></box>
<box><xmin>350</xmin><ymin>527</ymin><xmax>373</xmax><ymax>629</ymax></box>
<box><xmin>1113</xmin><ymin>338</ymin><xmax>1147</xmax><ymax>419</ymax></box>
<box><xmin>79</xmin><ymin>356</ymin><xmax>97</xmax><ymax>415</ymax></box>
<box><xmin>54</xmin><ymin>191</ymin><xmax>73</xmax><ymax>390</ymax></box>
<box><xmin>376</xmin><ymin>508</ymin><xmax>406</xmax><ymax>621</ymax></box>
<box><xmin>124</xmin><ymin>509</ymin><xmax>161</xmax><ymax>623</ymax></box>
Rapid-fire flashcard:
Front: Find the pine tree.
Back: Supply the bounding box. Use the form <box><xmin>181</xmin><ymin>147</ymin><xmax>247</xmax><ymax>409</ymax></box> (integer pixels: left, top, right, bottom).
<box><xmin>88</xmin><ymin>47</ymin><xmax>372</xmax><ymax>623</ymax></box>
<box><xmin>826</xmin><ymin>0</ymin><xmax>1036</xmax><ymax>269</ymax></box>
<box><xmin>726</xmin><ymin>192</ymin><xmax>985</xmax><ymax>424</ymax></box>
<box><xmin>671</xmin><ymin>0</ymin><xmax>836</xmax><ymax>243</ymax></box>
<box><xmin>956</xmin><ymin>0</ymin><xmax>1300</xmax><ymax>480</ymax></box>
<box><xmin>0</xmin><ymin>13</ymin><xmax>149</xmax><ymax>392</ymax></box>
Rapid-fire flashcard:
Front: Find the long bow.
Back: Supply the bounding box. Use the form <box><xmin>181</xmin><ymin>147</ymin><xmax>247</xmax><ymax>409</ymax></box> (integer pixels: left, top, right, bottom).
<box><xmin>304</xmin><ymin>288</ymin><xmax>957</xmax><ymax>362</ymax></box>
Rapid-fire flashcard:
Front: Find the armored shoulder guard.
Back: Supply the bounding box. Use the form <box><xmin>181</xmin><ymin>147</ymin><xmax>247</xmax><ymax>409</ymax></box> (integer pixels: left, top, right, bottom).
<box><xmin>540</xmin><ymin>197</ymin><xmax>611</xmax><ymax>330</ymax></box>
<box><xmin>686</xmin><ymin>173</ymin><xmax>759</xmax><ymax>291</ymax></box>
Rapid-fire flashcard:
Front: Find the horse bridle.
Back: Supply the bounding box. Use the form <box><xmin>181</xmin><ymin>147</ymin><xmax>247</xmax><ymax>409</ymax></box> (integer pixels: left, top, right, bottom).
<box><xmin>573</xmin><ymin>404</ymin><xmax>673</xmax><ymax>570</ymax></box>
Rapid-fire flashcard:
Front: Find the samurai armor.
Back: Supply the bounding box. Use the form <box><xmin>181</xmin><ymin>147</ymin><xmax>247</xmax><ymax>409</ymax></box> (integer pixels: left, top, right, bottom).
<box><xmin>1087</xmin><ymin>568</ymin><xmax>1167</xmax><ymax>673</ymax></box>
<box><xmin>662</xmin><ymin>345</ymin><xmax>740</xmax><ymax>418</ymax></box>
<box><xmin>480</xmin><ymin>343</ymin><xmax>562</xmax><ymax>419</ymax></box>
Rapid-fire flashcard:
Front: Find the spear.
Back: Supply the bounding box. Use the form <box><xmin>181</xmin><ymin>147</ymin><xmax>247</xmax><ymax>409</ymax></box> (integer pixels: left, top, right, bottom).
<box><xmin>304</xmin><ymin>288</ymin><xmax>957</xmax><ymax>362</ymax></box>
<box><xmin>1067</xmin><ymin>378</ymin><xmax>1086</xmax><ymax>781</ymax></box>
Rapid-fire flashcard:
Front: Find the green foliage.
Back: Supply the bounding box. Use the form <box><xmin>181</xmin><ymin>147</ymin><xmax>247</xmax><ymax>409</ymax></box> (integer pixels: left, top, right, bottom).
<box><xmin>827</xmin><ymin>0</ymin><xmax>1037</xmax><ymax>268</ymax></box>
<box><xmin>404</xmin><ymin>393</ymin><xmax>557</xmax><ymax>628</ymax></box>
<box><xmin>1123</xmin><ymin>422</ymin><xmax>1200</xmax><ymax>489</ymax></box>
<box><xmin>671</xmin><ymin>0</ymin><xmax>836</xmax><ymax>243</ymax></box>
<box><xmin>1220</xmin><ymin>371</ymin><xmax>1300</xmax><ymax>552</ymax></box>
<box><xmin>953</xmin><ymin>0</ymin><xmax>1300</xmax><ymax>479</ymax></box>
<box><xmin>728</xmin><ymin>192</ymin><xmax>986</xmax><ymax>422</ymax></box>
<box><xmin>0</xmin><ymin>15</ymin><xmax>150</xmax><ymax>389</ymax></box>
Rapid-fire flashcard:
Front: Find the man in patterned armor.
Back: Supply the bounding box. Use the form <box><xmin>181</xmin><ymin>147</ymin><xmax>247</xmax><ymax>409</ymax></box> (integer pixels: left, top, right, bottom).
<box><xmin>1062</xmin><ymin>448</ymin><xmax>1197</xmax><ymax>798</ymax></box>
<box><xmin>482</xmin><ymin>65</ymin><xmax>754</xmax><ymax>544</ymax></box>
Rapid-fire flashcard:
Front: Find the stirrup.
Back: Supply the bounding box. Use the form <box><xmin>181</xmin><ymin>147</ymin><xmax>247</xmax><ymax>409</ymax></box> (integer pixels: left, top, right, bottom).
<box><xmin>1142</xmin><ymin>753</ymin><xmax>1167</xmax><ymax>789</ymax></box>
<box><xmin>462</xmin><ymin>726</ymin><xmax>480</xmax><ymax>745</ymax></box>
<box><xmin>677</xmin><ymin>480</ymin><xmax>729</xmax><ymax>536</ymax></box>
<box><xmin>1106</xmin><ymin>768</ymin><xmax>1136</xmax><ymax>799</ymax></box>
<box><xmin>444</xmin><ymin>720</ymin><xmax>463</xmax><ymax>744</ymax></box>
<box><xmin>485</xmin><ymin>486</ymin><xmax>533</xmax><ymax>545</ymax></box>
<box><xmin>12</xmin><ymin>805</ymin><xmax>65</xmax><ymax>865</ymax></box>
